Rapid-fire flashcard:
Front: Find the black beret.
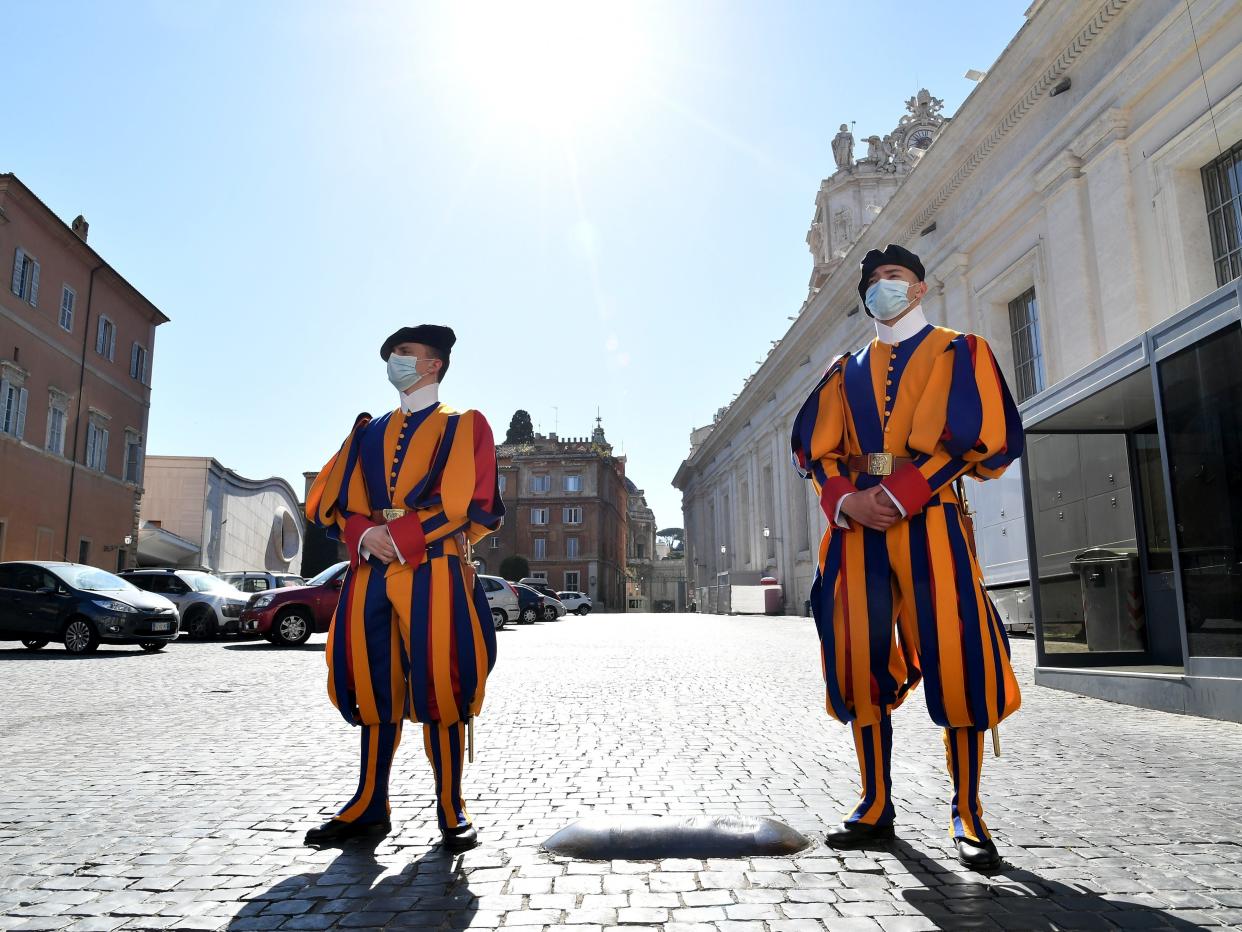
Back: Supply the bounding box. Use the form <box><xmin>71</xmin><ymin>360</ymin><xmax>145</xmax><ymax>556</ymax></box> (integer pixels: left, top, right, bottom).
<box><xmin>380</xmin><ymin>324</ymin><xmax>457</xmax><ymax>361</ymax></box>
<box><xmin>858</xmin><ymin>244</ymin><xmax>925</xmax><ymax>301</ymax></box>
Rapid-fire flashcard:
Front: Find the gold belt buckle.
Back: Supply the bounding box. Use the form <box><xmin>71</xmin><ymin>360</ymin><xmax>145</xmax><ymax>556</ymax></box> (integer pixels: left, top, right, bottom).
<box><xmin>382</xmin><ymin>508</ymin><xmax>406</xmax><ymax>522</ymax></box>
<box><xmin>868</xmin><ymin>453</ymin><xmax>895</xmax><ymax>476</ymax></box>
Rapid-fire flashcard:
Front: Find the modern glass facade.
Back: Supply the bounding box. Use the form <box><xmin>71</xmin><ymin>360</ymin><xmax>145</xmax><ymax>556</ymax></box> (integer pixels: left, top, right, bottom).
<box><xmin>1158</xmin><ymin>324</ymin><xmax>1242</xmax><ymax>659</ymax></box>
<box><xmin>1021</xmin><ymin>281</ymin><xmax>1242</xmax><ymax>721</ymax></box>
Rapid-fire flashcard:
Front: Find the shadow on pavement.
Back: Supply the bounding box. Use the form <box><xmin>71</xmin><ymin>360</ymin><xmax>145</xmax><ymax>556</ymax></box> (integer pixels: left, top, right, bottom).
<box><xmin>0</xmin><ymin>647</ymin><xmax>151</xmax><ymax>661</ymax></box>
<box><xmin>227</xmin><ymin>839</ymin><xmax>477</xmax><ymax>931</ymax></box>
<box><xmin>223</xmin><ymin>642</ymin><xmax>326</xmax><ymax>652</ymax></box>
<box><xmin>889</xmin><ymin>839</ymin><xmax>1202</xmax><ymax>930</ymax></box>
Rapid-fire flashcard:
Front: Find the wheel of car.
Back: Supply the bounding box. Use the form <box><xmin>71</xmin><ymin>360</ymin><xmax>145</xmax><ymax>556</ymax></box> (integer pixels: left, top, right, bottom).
<box><xmin>21</xmin><ymin>639</ymin><xmax>49</xmax><ymax>650</ymax></box>
<box><xmin>577</xmin><ymin>606</ymin><xmax>591</xmax><ymax>615</ymax></box>
<box><xmin>272</xmin><ymin>608</ymin><xmax>313</xmax><ymax>646</ymax></box>
<box><xmin>62</xmin><ymin>618</ymin><xmax>99</xmax><ymax>655</ymax></box>
<box><xmin>138</xmin><ymin>641</ymin><xmax>166</xmax><ymax>653</ymax></box>
<box><xmin>543</xmin><ymin>606</ymin><xmax>557</xmax><ymax>621</ymax></box>
<box><xmin>520</xmin><ymin>606</ymin><xmax>538</xmax><ymax>624</ymax></box>
<box><xmin>491</xmin><ymin>609</ymin><xmax>506</xmax><ymax>631</ymax></box>
<box><xmin>185</xmin><ymin>607</ymin><xmax>214</xmax><ymax>639</ymax></box>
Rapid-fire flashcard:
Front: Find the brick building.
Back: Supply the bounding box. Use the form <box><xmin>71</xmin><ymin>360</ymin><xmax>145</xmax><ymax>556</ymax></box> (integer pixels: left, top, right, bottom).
<box><xmin>0</xmin><ymin>174</ymin><xmax>169</xmax><ymax>570</ymax></box>
<box><xmin>489</xmin><ymin>419</ymin><xmax>627</xmax><ymax>609</ymax></box>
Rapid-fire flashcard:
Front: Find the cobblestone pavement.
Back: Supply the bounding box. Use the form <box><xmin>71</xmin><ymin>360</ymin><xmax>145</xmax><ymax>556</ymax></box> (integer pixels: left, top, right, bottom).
<box><xmin>3</xmin><ymin>612</ymin><xmax>1242</xmax><ymax>931</ymax></box>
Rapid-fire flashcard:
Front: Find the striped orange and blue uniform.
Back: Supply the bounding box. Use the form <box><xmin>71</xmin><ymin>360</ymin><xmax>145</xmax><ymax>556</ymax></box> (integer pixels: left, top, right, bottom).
<box><xmin>791</xmin><ymin>324</ymin><xmax>1023</xmax><ymax>842</ymax></box>
<box><xmin>306</xmin><ymin>403</ymin><xmax>503</xmax><ymax>830</ymax></box>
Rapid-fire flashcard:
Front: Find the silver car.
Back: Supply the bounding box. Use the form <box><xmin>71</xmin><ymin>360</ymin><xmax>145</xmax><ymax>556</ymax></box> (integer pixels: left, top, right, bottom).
<box><xmin>477</xmin><ymin>574</ymin><xmax>519</xmax><ymax>630</ymax></box>
<box><xmin>120</xmin><ymin>569</ymin><xmax>250</xmax><ymax>638</ymax></box>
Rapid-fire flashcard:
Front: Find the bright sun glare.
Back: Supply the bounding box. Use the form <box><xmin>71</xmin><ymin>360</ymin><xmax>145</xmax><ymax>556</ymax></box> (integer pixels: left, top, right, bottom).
<box><xmin>449</xmin><ymin>1</ymin><xmax>650</xmax><ymax>133</ymax></box>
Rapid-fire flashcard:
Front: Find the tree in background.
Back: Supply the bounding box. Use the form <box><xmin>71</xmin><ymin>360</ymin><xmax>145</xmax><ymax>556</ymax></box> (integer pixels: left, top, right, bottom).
<box><xmin>505</xmin><ymin>410</ymin><xmax>535</xmax><ymax>444</ymax></box>
<box><xmin>499</xmin><ymin>555</ymin><xmax>530</xmax><ymax>581</ymax></box>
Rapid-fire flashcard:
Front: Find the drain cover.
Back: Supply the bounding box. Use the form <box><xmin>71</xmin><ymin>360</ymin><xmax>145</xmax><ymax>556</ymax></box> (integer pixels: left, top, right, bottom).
<box><xmin>543</xmin><ymin>814</ymin><xmax>811</xmax><ymax>860</ymax></box>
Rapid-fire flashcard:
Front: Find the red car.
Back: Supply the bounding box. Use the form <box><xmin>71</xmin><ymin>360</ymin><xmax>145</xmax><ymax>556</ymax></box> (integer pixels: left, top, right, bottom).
<box><xmin>238</xmin><ymin>561</ymin><xmax>346</xmax><ymax>646</ymax></box>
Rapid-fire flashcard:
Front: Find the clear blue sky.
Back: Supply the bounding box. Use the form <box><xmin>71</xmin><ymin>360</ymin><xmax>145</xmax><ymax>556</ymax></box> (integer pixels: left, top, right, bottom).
<box><xmin>5</xmin><ymin>1</ymin><xmax>1029</xmax><ymax>529</ymax></box>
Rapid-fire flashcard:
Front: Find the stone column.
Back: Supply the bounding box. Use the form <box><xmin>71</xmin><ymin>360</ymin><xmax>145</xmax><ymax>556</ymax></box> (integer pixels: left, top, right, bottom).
<box><xmin>1075</xmin><ymin>109</ymin><xmax>1149</xmax><ymax>346</ymax></box>
<box><xmin>1034</xmin><ymin>151</ymin><xmax>1104</xmax><ymax>380</ymax></box>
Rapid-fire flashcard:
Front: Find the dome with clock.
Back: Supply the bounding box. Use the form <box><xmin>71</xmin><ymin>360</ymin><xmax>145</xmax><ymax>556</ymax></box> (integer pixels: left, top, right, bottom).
<box><xmin>806</xmin><ymin>89</ymin><xmax>950</xmax><ymax>293</ymax></box>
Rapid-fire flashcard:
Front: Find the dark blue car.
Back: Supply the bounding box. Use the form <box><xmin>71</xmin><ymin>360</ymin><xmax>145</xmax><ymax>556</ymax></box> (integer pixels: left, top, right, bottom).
<box><xmin>512</xmin><ymin>583</ymin><xmax>544</xmax><ymax>625</ymax></box>
<box><xmin>0</xmin><ymin>561</ymin><xmax>180</xmax><ymax>654</ymax></box>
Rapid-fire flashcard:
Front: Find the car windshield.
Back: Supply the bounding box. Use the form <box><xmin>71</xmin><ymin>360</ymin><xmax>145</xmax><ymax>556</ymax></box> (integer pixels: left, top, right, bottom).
<box><xmin>306</xmin><ymin>562</ymin><xmax>347</xmax><ymax>587</ymax></box>
<box><xmin>181</xmin><ymin>572</ymin><xmax>232</xmax><ymax>593</ymax></box>
<box><xmin>50</xmin><ymin>565</ymin><xmax>139</xmax><ymax>592</ymax></box>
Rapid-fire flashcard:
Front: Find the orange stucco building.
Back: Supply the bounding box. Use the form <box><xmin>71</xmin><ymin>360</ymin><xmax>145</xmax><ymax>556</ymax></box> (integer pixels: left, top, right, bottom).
<box><xmin>0</xmin><ymin>173</ymin><xmax>169</xmax><ymax>570</ymax></box>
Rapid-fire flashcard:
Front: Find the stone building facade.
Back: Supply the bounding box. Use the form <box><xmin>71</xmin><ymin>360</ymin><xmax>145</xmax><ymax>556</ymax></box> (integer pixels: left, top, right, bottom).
<box><xmin>673</xmin><ymin>0</ymin><xmax>1242</xmax><ymax>718</ymax></box>
<box><xmin>0</xmin><ymin>173</ymin><xmax>169</xmax><ymax>571</ymax></box>
<box><xmin>624</xmin><ymin>479</ymin><xmax>656</xmax><ymax>611</ymax></box>
<box><xmin>490</xmin><ymin>420</ymin><xmax>627</xmax><ymax>609</ymax></box>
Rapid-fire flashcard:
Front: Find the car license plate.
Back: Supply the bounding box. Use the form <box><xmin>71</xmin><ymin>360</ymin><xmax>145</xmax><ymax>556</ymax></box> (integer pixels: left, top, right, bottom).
<box><xmin>150</xmin><ymin>622</ymin><xmax>171</xmax><ymax>632</ymax></box>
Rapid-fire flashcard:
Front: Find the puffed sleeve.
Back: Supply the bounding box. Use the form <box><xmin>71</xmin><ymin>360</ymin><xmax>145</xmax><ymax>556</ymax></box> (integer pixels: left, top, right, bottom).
<box><xmin>790</xmin><ymin>355</ymin><xmax>856</xmax><ymax>523</ymax></box>
<box><xmin>881</xmin><ymin>334</ymin><xmax>1025</xmax><ymax>514</ymax></box>
<box><xmin>386</xmin><ymin>410</ymin><xmax>506</xmax><ymax>563</ymax></box>
<box><xmin>304</xmin><ymin>412</ymin><xmax>377</xmax><ymax>566</ymax></box>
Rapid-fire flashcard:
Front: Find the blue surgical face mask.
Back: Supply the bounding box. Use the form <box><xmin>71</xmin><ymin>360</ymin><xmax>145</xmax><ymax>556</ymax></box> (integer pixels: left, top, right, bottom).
<box><xmin>387</xmin><ymin>354</ymin><xmax>426</xmax><ymax>392</ymax></box>
<box><xmin>864</xmin><ymin>278</ymin><xmax>916</xmax><ymax>321</ymax></box>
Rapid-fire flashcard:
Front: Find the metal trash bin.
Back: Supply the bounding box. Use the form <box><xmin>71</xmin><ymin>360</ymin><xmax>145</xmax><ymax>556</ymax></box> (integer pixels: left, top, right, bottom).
<box><xmin>1070</xmin><ymin>548</ymin><xmax>1145</xmax><ymax>651</ymax></box>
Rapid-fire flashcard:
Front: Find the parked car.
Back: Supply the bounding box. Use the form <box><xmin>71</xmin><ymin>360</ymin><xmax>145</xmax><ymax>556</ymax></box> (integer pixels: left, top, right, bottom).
<box><xmin>238</xmin><ymin>562</ymin><xmax>347</xmax><ymax>646</ymax></box>
<box><xmin>519</xmin><ymin>577</ymin><xmax>559</xmax><ymax>600</ymax></box>
<box><xmin>220</xmin><ymin>571</ymin><xmax>305</xmax><ymax>594</ymax></box>
<box><xmin>558</xmin><ymin>591</ymin><xmax>593</xmax><ymax>615</ymax></box>
<box><xmin>512</xmin><ymin>583</ymin><xmax>544</xmax><ymax>625</ymax></box>
<box><xmin>540</xmin><ymin>592</ymin><xmax>567</xmax><ymax>621</ymax></box>
<box><xmin>0</xmin><ymin>561</ymin><xmax>179</xmax><ymax>654</ymax></box>
<box><xmin>477</xmin><ymin>575</ymin><xmax>518</xmax><ymax>630</ymax></box>
<box><xmin>119</xmin><ymin>568</ymin><xmax>250</xmax><ymax>638</ymax></box>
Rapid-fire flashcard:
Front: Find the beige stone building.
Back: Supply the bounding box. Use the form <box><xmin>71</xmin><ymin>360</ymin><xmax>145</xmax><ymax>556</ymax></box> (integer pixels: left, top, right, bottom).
<box><xmin>675</xmin><ymin>0</ymin><xmax>1242</xmax><ymax>719</ymax></box>
<box><xmin>0</xmin><ymin>173</ymin><xmax>168</xmax><ymax>570</ymax></box>
<box><xmin>137</xmin><ymin>456</ymin><xmax>304</xmax><ymax>573</ymax></box>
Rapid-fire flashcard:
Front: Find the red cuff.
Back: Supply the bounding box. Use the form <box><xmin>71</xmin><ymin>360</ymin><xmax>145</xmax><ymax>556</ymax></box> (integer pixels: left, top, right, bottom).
<box><xmin>387</xmin><ymin>513</ymin><xmax>427</xmax><ymax>566</ymax></box>
<box><xmin>344</xmin><ymin>514</ymin><xmax>378</xmax><ymax>569</ymax></box>
<box><xmin>819</xmin><ymin>476</ymin><xmax>858</xmax><ymax>522</ymax></box>
<box><xmin>882</xmin><ymin>464</ymin><xmax>934</xmax><ymax>515</ymax></box>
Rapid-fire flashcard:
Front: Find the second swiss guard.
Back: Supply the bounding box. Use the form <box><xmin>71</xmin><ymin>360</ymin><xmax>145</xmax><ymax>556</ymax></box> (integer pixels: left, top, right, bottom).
<box><xmin>304</xmin><ymin>324</ymin><xmax>504</xmax><ymax>852</ymax></box>
<box><xmin>791</xmin><ymin>244</ymin><xmax>1025</xmax><ymax>870</ymax></box>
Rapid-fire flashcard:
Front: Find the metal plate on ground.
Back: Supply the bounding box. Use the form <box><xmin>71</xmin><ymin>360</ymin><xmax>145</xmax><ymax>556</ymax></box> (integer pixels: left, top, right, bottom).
<box><xmin>543</xmin><ymin>815</ymin><xmax>811</xmax><ymax>860</ymax></box>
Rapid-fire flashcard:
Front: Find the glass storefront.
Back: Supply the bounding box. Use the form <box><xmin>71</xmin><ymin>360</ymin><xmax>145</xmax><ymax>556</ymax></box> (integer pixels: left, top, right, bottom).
<box><xmin>1158</xmin><ymin>324</ymin><xmax>1242</xmax><ymax>658</ymax></box>
<box><xmin>1027</xmin><ymin>432</ymin><xmax>1144</xmax><ymax>654</ymax></box>
<box><xmin>1021</xmin><ymin>281</ymin><xmax>1242</xmax><ymax>719</ymax></box>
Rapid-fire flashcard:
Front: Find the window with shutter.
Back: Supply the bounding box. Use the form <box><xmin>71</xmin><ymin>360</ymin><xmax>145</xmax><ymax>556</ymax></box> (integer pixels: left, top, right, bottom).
<box><xmin>96</xmin><ymin>319</ymin><xmax>106</xmax><ymax>354</ymax></box>
<box><xmin>10</xmin><ymin>249</ymin><xmax>24</xmax><ymax>295</ymax></box>
<box><xmin>15</xmin><ymin>389</ymin><xmax>27</xmax><ymax>439</ymax></box>
<box><xmin>125</xmin><ymin>438</ymin><xmax>142</xmax><ymax>483</ymax></box>
<box><xmin>85</xmin><ymin>423</ymin><xmax>97</xmax><ymax>467</ymax></box>
<box><xmin>59</xmin><ymin>287</ymin><xmax>75</xmax><ymax>331</ymax></box>
<box><xmin>0</xmin><ymin>379</ymin><xmax>13</xmax><ymax>434</ymax></box>
<box><xmin>98</xmin><ymin>429</ymin><xmax>109</xmax><ymax>472</ymax></box>
<box><xmin>28</xmin><ymin>261</ymin><xmax>39</xmax><ymax>306</ymax></box>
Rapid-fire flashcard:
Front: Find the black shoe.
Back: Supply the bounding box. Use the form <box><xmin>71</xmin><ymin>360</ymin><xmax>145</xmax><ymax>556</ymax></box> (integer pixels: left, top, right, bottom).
<box><xmin>304</xmin><ymin>817</ymin><xmax>391</xmax><ymax>846</ymax></box>
<box><xmin>955</xmin><ymin>836</ymin><xmax>1002</xmax><ymax>870</ymax></box>
<box><xmin>825</xmin><ymin>821</ymin><xmax>895</xmax><ymax>849</ymax></box>
<box><xmin>440</xmin><ymin>823</ymin><xmax>478</xmax><ymax>852</ymax></box>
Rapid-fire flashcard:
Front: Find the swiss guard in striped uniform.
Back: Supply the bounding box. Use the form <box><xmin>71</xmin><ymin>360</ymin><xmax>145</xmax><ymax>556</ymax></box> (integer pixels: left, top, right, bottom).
<box><xmin>303</xmin><ymin>324</ymin><xmax>503</xmax><ymax>852</ymax></box>
<box><xmin>791</xmin><ymin>244</ymin><xmax>1024</xmax><ymax>870</ymax></box>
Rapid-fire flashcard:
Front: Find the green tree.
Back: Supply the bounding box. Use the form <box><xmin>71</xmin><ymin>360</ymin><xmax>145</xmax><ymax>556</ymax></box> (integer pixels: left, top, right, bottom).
<box><xmin>505</xmin><ymin>409</ymin><xmax>535</xmax><ymax>444</ymax></box>
<box><xmin>499</xmin><ymin>555</ymin><xmax>530</xmax><ymax>581</ymax></box>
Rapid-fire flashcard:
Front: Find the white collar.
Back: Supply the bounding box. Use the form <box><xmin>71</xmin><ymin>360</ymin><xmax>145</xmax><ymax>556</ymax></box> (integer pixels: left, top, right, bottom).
<box><xmin>399</xmin><ymin>382</ymin><xmax>440</xmax><ymax>414</ymax></box>
<box><xmin>874</xmin><ymin>305</ymin><xmax>930</xmax><ymax>345</ymax></box>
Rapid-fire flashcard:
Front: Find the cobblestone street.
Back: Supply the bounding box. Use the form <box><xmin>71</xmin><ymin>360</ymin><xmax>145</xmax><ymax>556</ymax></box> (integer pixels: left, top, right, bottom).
<box><xmin>2</xmin><ymin>612</ymin><xmax>1241</xmax><ymax>931</ymax></box>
